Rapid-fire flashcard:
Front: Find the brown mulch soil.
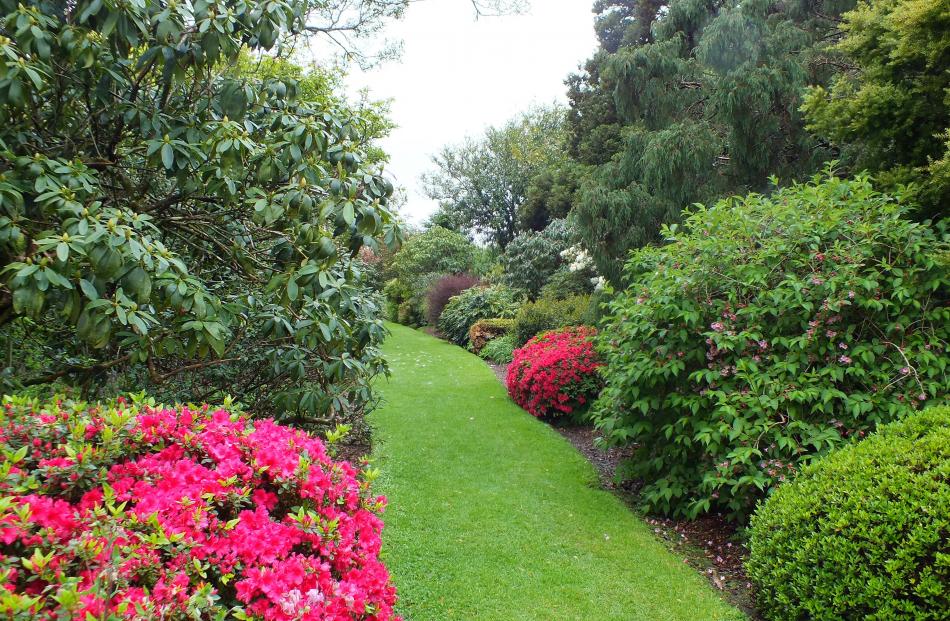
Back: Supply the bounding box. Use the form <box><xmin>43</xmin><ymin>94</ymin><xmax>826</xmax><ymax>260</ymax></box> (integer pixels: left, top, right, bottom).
<box><xmin>484</xmin><ymin>359</ymin><xmax>759</xmax><ymax>617</ymax></box>
<box><xmin>335</xmin><ymin>441</ymin><xmax>371</xmax><ymax>466</ymax></box>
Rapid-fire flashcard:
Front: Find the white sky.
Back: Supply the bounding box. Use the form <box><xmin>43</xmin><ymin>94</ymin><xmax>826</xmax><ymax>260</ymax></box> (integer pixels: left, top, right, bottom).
<box><xmin>342</xmin><ymin>0</ymin><xmax>598</xmax><ymax>225</ymax></box>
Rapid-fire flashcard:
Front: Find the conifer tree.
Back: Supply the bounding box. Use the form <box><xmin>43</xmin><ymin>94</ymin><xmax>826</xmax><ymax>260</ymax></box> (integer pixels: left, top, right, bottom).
<box><xmin>571</xmin><ymin>0</ymin><xmax>854</xmax><ymax>284</ymax></box>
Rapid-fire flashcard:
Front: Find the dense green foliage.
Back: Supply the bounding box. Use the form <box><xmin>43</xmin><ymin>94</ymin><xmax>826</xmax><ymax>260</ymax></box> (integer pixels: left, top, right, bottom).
<box><xmin>373</xmin><ymin>323</ymin><xmax>743</xmax><ymax>620</ymax></box>
<box><xmin>512</xmin><ymin>294</ymin><xmax>592</xmax><ymax>345</ymax></box>
<box><xmin>423</xmin><ymin>106</ymin><xmax>568</xmax><ymax>248</ymax></box>
<box><xmin>478</xmin><ymin>333</ymin><xmax>516</xmax><ymax>364</ymax></box>
<box><xmin>569</xmin><ymin>0</ymin><xmax>852</xmax><ymax>284</ymax></box>
<box><xmin>802</xmin><ymin>0</ymin><xmax>949</xmax><ymax>218</ymax></box>
<box><xmin>539</xmin><ymin>267</ymin><xmax>596</xmax><ymax>300</ymax></box>
<box><xmin>0</xmin><ymin>0</ymin><xmax>401</xmax><ymax>427</ymax></box>
<box><xmin>437</xmin><ymin>285</ymin><xmax>521</xmax><ymax>346</ymax></box>
<box><xmin>747</xmin><ymin>405</ymin><xmax>950</xmax><ymax>620</ymax></box>
<box><xmin>384</xmin><ymin>226</ymin><xmax>477</xmax><ymax>325</ymax></box>
<box><xmin>593</xmin><ymin>173</ymin><xmax>949</xmax><ymax>520</ymax></box>
<box><xmin>501</xmin><ymin>219</ymin><xmax>572</xmax><ymax>298</ymax></box>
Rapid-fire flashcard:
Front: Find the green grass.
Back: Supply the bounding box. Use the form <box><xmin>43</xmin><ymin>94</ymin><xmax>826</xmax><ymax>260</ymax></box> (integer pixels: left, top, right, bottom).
<box><xmin>370</xmin><ymin>323</ymin><xmax>743</xmax><ymax>621</ymax></box>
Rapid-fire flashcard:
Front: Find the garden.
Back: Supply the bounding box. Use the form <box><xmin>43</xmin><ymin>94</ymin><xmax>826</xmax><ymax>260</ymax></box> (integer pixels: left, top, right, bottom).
<box><xmin>0</xmin><ymin>0</ymin><xmax>947</xmax><ymax>619</ymax></box>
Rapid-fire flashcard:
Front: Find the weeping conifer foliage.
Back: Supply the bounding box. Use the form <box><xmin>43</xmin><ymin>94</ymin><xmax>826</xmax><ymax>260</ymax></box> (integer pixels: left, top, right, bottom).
<box><xmin>571</xmin><ymin>0</ymin><xmax>854</xmax><ymax>285</ymax></box>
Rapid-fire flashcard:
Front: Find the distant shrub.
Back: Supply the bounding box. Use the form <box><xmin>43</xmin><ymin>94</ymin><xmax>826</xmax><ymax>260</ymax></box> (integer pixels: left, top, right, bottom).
<box><xmin>468</xmin><ymin>318</ymin><xmax>515</xmax><ymax>353</ymax></box>
<box><xmin>507</xmin><ymin>327</ymin><xmax>602</xmax><ymax>418</ymax></box>
<box><xmin>593</xmin><ymin>173</ymin><xmax>950</xmax><ymax>520</ymax></box>
<box><xmin>580</xmin><ymin>289</ymin><xmax>610</xmax><ymax>327</ymax></box>
<box><xmin>426</xmin><ymin>274</ymin><xmax>481</xmax><ymax>325</ymax></box>
<box><xmin>539</xmin><ymin>267</ymin><xmax>595</xmax><ymax>300</ymax></box>
<box><xmin>479</xmin><ymin>334</ymin><xmax>517</xmax><ymax>364</ymax></box>
<box><xmin>387</xmin><ymin>227</ymin><xmax>477</xmax><ymax>324</ymax></box>
<box><xmin>513</xmin><ymin>294</ymin><xmax>591</xmax><ymax>345</ymax></box>
<box><xmin>0</xmin><ymin>394</ymin><xmax>399</xmax><ymax>619</ymax></box>
<box><xmin>438</xmin><ymin>286</ymin><xmax>521</xmax><ymax>346</ymax></box>
<box><xmin>747</xmin><ymin>406</ymin><xmax>950</xmax><ymax>620</ymax></box>
<box><xmin>501</xmin><ymin>219</ymin><xmax>572</xmax><ymax>298</ymax></box>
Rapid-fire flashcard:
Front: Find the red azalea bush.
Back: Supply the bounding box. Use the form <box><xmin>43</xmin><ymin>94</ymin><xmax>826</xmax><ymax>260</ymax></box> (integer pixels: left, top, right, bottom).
<box><xmin>506</xmin><ymin>327</ymin><xmax>603</xmax><ymax>418</ymax></box>
<box><xmin>0</xmin><ymin>394</ymin><xmax>399</xmax><ymax>621</ymax></box>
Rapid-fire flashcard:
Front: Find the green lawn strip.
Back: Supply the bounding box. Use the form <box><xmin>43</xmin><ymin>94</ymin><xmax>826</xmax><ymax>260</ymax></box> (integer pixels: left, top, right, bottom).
<box><xmin>370</xmin><ymin>323</ymin><xmax>743</xmax><ymax>621</ymax></box>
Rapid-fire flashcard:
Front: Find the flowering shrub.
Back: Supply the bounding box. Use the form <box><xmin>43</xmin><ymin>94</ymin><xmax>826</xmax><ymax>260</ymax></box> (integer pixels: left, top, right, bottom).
<box><xmin>0</xmin><ymin>394</ymin><xmax>400</xmax><ymax>620</ymax></box>
<box><xmin>593</xmin><ymin>173</ymin><xmax>949</xmax><ymax>521</ymax></box>
<box><xmin>506</xmin><ymin>327</ymin><xmax>603</xmax><ymax>418</ymax></box>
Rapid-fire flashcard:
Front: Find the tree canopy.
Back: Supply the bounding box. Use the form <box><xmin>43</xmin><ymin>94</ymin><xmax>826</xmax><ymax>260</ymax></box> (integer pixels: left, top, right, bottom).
<box><xmin>422</xmin><ymin>105</ymin><xmax>568</xmax><ymax>249</ymax></box>
<box><xmin>569</xmin><ymin>0</ymin><xmax>854</xmax><ymax>284</ymax></box>
<box><xmin>801</xmin><ymin>0</ymin><xmax>949</xmax><ymax>218</ymax></box>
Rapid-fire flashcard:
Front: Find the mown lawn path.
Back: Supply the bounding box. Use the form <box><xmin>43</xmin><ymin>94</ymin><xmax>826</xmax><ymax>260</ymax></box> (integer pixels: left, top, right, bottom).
<box><xmin>371</xmin><ymin>323</ymin><xmax>742</xmax><ymax>621</ymax></box>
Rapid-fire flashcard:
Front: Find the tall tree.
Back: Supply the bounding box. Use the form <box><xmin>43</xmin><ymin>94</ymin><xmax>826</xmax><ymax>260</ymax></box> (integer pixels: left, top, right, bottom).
<box><xmin>801</xmin><ymin>0</ymin><xmax>949</xmax><ymax>219</ymax></box>
<box><xmin>422</xmin><ymin>105</ymin><xmax>568</xmax><ymax>249</ymax></box>
<box><xmin>570</xmin><ymin>0</ymin><xmax>854</xmax><ymax>285</ymax></box>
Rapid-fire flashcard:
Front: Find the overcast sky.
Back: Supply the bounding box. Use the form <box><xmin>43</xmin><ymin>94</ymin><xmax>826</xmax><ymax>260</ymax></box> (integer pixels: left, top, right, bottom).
<box><xmin>343</xmin><ymin>0</ymin><xmax>599</xmax><ymax>225</ymax></box>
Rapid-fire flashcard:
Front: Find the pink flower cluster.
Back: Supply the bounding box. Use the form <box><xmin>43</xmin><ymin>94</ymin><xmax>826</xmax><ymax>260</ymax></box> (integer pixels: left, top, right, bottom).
<box><xmin>506</xmin><ymin>327</ymin><xmax>603</xmax><ymax>417</ymax></box>
<box><xmin>0</xmin><ymin>396</ymin><xmax>400</xmax><ymax>620</ymax></box>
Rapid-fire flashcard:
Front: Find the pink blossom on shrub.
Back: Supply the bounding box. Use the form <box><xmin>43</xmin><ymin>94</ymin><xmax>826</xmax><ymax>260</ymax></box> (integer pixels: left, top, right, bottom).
<box><xmin>506</xmin><ymin>326</ymin><xmax>603</xmax><ymax>417</ymax></box>
<box><xmin>0</xmin><ymin>396</ymin><xmax>400</xmax><ymax>620</ymax></box>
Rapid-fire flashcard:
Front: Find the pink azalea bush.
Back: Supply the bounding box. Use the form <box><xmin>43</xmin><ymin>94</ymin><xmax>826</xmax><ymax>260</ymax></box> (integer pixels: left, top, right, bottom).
<box><xmin>0</xmin><ymin>394</ymin><xmax>400</xmax><ymax>620</ymax></box>
<box><xmin>506</xmin><ymin>326</ymin><xmax>603</xmax><ymax>418</ymax></box>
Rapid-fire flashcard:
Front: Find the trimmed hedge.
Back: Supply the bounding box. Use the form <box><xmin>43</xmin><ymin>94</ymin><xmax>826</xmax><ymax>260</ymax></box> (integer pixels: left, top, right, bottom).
<box><xmin>468</xmin><ymin>318</ymin><xmax>515</xmax><ymax>353</ymax></box>
<box><xmin>747</xmin><ymin>405</ymin><xmax>950</xmax><ymax>620</ymax></box>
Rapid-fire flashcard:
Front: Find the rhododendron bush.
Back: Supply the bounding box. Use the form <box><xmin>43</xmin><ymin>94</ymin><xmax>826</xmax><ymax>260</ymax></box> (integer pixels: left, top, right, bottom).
<box><xmin>0</xmin><ymin>395</ymin><xmax>400</xmax><ymax>620</ymax></box>
<box><xmin>593</xmin><ymin>173</ymin><xmax>949</xmax><ymax>522</ymax></box>
<box><xmin>506</xmin><ymin>327</ymin><xmax>602</xmax><ymax>418</ymax></box>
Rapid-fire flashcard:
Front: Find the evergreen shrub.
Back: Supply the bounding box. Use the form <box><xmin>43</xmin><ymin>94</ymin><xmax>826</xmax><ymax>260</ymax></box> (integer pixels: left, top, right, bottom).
<box><xmin>747</xmin><ymin>406</ymin><xmax>950</xmax><ymax>620</ymax></box>
<box><xmin>438</xmin><ymin>286</ymin><xmax>521</xmax><ymax>346</ymax></box>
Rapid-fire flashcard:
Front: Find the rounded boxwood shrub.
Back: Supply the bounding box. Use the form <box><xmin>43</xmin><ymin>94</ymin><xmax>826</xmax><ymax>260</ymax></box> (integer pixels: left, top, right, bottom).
<box><xmin>506</xmin><ymin>326</ymin><xmax>603</xmax><ymax>418</ymax></box>
<box><xmin>593</xmin><ymin>172</ymin><xmax>949</xmax><ymax>520</ymax></box>
<box><xmin>0</xmin><ymin>394</ymin><xmax>399</xmax><ymax>619</ymax></box>
<box><xmin>747</xmin><ymin>405</ymin><xmax>950</xmax><ymax>620</ymax></box>
<box><xmin>438</xmin><ymin>286</ymin><xmax>520</xmax><ymax>346</ymax></box>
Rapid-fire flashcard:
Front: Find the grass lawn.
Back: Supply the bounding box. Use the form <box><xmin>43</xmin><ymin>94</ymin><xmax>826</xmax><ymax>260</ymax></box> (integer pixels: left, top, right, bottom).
<box><xmin>370</xmin><ymin>323</ymin><xmax>743</xmax><ymax>621</ymax></box>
